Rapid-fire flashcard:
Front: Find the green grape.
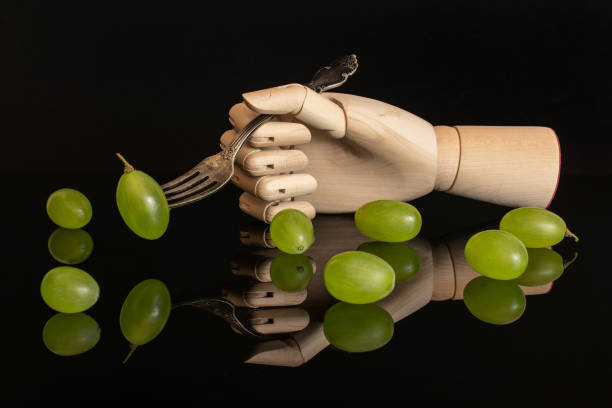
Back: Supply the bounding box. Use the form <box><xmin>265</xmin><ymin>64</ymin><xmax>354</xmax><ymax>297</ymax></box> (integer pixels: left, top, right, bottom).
<box><xmin>46</xmin><ymin>188</ymin><xmax>92</xmax><ymax>229</ymax></box>
<box><xmin>324</xmin><ymin>251</ymin><xmax>395</xmax><ymax>304</ymax></box>
<box><xmin>357</xmin><ymin>241</ymin><xmax>420</xmax><ymax>282</ymax></box>
<box><xmin>120</xmin><ymin>279</ymin><xmax>171</xmax><ymax>362</ymax></box>
<box><xmin>512</xmin><ymin>248</ymin><xmax>577</xmax><ymax>286</ymax></box>
<box><xmin>40</xmin><ymin>266</ymin><xmax>100</xmax><ymax>313</ymax></box>
<box><xmin>323</xmin><ymin>302</ymin><xmax>394</xmax><ymax>353</ymax></box>
<box><xmin>354</xmin><ymin>200</ymin><xmax>422</xmax><ymax>242</ymax></box>
<box><xmin>463</xmin><ymin>276</ymin><xmax>526</xmax><ymax>325</ymax></box>
<box><xmin>269</xmin><ymin>209</ymin><xmax>314</xmax><ymax>254</ymax></box>
<box><xmin>48</xmin><ymin>228</ymin><xmax>94</xmax><ymax>265</ymax></box>
<box><xmin>42</xmin><ymin>313</ymin><xmax>101</xmax><ymax>356</ymax></box>
<box><xmin>270</xmin><ymin>253</ymin><xmax>313</xmax><ymax>292</ymax></box>
<box><xmin>499</xmin><ymin>207</ymin><xmax>578</xmax><ymax>248</ymax></box>
<box><xmin>464</xmin><ymin>230</ymin><xmax>528</xmax><ymax>280</ymax></box>
<box><xmin>116</xmin><ymin>153</ymin><xmax>169</xmax><ymax>240</ymax></box>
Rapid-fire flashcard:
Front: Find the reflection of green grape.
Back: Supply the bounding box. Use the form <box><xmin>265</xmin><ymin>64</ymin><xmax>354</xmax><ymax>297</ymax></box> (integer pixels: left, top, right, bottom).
<box><xmin>323</xmin><ymin>302</ymin><xmax>394</xmax><ymax>353</ymax></box>
<box><xmin>354</xmin><ymin>200</ymin><xmax>422</xmax><ymax>242</ymax></box>
<box><xmin>42</xmin><ymin>313</ymin><xmax>101</xmax><ymax>356</ymax></box>
<box><xmin>120</xmin><ymin>279</ymin><xmax>171</xmax><ymax>362</ymax></box>
<box><xmin>116</xmin><ymin>154</ymin><xmax>170</xmax><ymax>240</ymax></box>
<box><xmin>464</xmin><ymin>230</ymin><xmax>528</xmax><ymax>280</ymax></box>
<box><xmin>270</xmin><ymin>253</ymin><xmax>313</xmax><ymax>292</ymax></box>
<box><xmin>512</xmin><ymin>248</ymin><xmax>577</xmax><ymax>286</ymax></box>
<box><xmin>46</xmin><ymin>188</ymin><xmax>92</xmax><ymax>229</ymax></box>
<box><xmin>357</xmin><ymin>241</ymin><xmax>420</xmax><ymax>282</ymax></box>
<box><xmin>499</xmin><ymin>207</ymin><xmax>578</xmax><ymax>248</ymax></box>
<box><xmin>463</xmin><ymin>276</ymin><xmax>526</xmax><ymax>325</ymax></box>
<box><xmin>324</xmin><ymin>251</ymin><xmax>395</xmax><ymax>304</ymax></box>
<box><xmin>40</xmin><ymin>266</ymin><xmax>100</xmax><ymax>313</ymax></box>
<box><xmin>269</xmin><ymin>209</ymin><xmax>314</xmax><ymax>254</ymax></box>
<box><xmin>48</xmin><ymin>228</ymin><xmax>94</xmax><ymax>264</ymax></box>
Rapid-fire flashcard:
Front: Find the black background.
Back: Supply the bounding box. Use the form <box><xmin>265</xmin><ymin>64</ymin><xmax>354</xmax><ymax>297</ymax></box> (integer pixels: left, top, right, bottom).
<box><xmin>5</xmin><ymin>0</ymin><xmax>612</xmax><ymax>404</ymax></box>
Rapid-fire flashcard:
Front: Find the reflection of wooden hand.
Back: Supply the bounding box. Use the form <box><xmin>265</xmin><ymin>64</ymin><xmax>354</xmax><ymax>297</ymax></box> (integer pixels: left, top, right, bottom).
<box><xmin>234</xmin><ymin>216</ymin><xmax>552</xmax><ymax>367</ymax></box>
<box><xmin>222</xmin><ymin>85</ymin><xmax>560</xmax><ymax>223</ymax></box>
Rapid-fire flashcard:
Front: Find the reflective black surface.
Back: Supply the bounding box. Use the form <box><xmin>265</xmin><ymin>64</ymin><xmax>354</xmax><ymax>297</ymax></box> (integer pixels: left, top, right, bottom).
<box><xmin>11</xmin><ymin>173</ymin><xmax>610</xmax><ymax>402</ymax></box>
<box><xmin>7</xmin><ymin>1</ymin><xmax>612</xmax><ymax>403</ymax></box>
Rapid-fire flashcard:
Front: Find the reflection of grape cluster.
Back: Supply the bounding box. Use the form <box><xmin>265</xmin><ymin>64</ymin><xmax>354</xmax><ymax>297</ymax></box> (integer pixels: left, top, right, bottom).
<box><xmin>463</xmin><ymin>207</ymin><xmax>579</xmax><ymax>325</ymax></box>
<box><xmin>323</xmin><ymin>200</ymin><xmax>423</xmax><ymax>353</ymax></box>
<box><xmin>266</xmin><ymin>201</ymin><xmax>423</xmax><ymax>353</ymax></box>
<box><xmin>42</xmin><ymin>188</ymin><xmax>101</xmax><ymax>356</ymax></box>
<box><xmin>41</xmin><ymin>158</ymin><xmax>173</xmax><ymax>361</ymax></box>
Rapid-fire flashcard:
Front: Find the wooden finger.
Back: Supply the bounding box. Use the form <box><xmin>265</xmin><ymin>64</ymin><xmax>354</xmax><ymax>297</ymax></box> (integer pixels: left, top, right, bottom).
<box><xmin>241</xmin><ymin>149</ymin><xmax>309</xmax><ymax>176</ymax></box>
<box><xmin>231</xmin><ymin>250</ymin><xmax>317</xmax><ymax>282</ymax></box>
<box><xmin>229</xmin><ymin>102</ymin><xmax>259</xmax><ymax>130</ymax></box>
<box><xmin>241</xmin><ymin>308</ymin><xmax>310</xmax><ymax>334</ymax></box>
<box><xmin>232</xmin><ymin>167</ymin><xmax>317</xmax><ymax>201</ymax></box>
<box><xmin>242</xmin><ymin>83</ymin><xmax>345</xmax><ymax>138</ymax></box>
<box><xmin>222</xmin><ymin>282</ymin><xmax>307</xmax><ymax>308</ymax></box>
<box><xmin>238</xmin><ymin>192</ymin><xmax>315</xmax><ymax>223</ymax></box>
<box><xmin>249</xmin><ymin>122</ymin><xmax>311</xmax><ymax>147</ymax></box>
<box><xmin>231</xmin><ymin>253</ymin><xmax>274</xmax><ymax>282</ymax></box>
<box><xmin>239</xmin><ymin>222</ymin><xmax>275</xmax><ymax>248</ymax></box>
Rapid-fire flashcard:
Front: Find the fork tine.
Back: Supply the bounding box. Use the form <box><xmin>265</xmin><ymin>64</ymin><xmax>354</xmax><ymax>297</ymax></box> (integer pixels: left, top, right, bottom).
<box><xmin>165</xmin><ymin>179</ymin><xmax>219</xmax><ymax>202</ymax></box>
<box><xmin>161</xmin><ymin>168</ymin><xmax>200</xmax><ymax>191</ymax></box>
<box><xmin>167</xmin><ymin>181</ymin><xmax>225</xmax><ymax>209</ymax></box>
<box><xmin>164</xmin><ymin>173</ymin><xmax>210</xmax><ymax>197</ymax></box>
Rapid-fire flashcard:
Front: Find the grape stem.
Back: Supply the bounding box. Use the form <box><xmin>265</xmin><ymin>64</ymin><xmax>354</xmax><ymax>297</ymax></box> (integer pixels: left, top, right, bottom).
<box><xmin>565</xmin><ymin>228</ymin><xmax>579</xmax><ymax>242</ymax></box>
<box><xmin>563</xmin><ymin>252</ymin><xmax>579</xmax><ymax>269</ymax></box>
<box><xmin>122</xmin><ymin>343</ymin><xmax>138</xmax><ymax>364</ymax></box>
<box><xmin>116</xmin><ymin>153</ymin><xmax>135</xmax><ymax>174</ymax></box>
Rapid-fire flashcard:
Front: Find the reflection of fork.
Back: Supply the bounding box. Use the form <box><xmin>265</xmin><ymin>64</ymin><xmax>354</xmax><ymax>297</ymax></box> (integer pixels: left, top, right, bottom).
<box><xmin>160</xmin><ymin>54</ymin><xmax>358</xmax><ymax>208</ymax></box>
<box><xmin>174</xmin><ymin>295</ymin><xmax>309</xmax><ymax>340</ymax></box>
<box><xmin>173</xmin><ymin>297</ymin><xmax>272</xmax><ymax>339</ymax></box>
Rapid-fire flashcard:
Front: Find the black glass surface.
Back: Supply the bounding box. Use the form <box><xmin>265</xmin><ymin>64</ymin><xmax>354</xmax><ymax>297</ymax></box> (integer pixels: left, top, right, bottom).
<box><xmin>11</xmin><ymin>173</ymin><xmax>607</xmax><ymax>403</ymax></box>
<box><xmin>6</xmin><ymin>1</ymin><xmax>612</xmax><ymax>403</ymax></box>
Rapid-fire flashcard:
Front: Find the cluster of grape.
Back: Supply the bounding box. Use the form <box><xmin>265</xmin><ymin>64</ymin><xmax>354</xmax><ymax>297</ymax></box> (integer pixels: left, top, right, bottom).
<box><xmin>463</xmin><ymin>207</ymin><xmax>579</xmax><ymax>325</ymax></box>
<box><xmin>41</xmin><ymin>155</ymin><xmax>173</xmax><ymax>361</ymax></box>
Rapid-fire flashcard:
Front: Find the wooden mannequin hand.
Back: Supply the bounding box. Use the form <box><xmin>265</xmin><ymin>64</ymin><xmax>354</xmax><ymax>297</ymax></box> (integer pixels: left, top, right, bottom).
<box><xmin>221</xmin><ymin>83</ymin><xmax>438</xmax><ymax>222</ymax></box>
<box><xmin>222</xmin><ymin>84</ymin><xmax>560</xmax><ymax>223</ymax></box>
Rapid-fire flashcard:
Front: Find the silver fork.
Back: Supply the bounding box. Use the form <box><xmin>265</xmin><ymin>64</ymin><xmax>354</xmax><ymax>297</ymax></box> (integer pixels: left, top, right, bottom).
<box><xmin>161</xmin><ymin>54</ymin><xmax>359</xmax><ymax>208</ymax></box>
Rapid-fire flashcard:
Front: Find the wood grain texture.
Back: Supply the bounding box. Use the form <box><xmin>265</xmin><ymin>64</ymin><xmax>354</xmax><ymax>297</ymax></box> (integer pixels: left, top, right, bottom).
<box><xmin>376</xmin><ymin>238</ymin><xmax>434</xmax><ymax>322</ymax></box>
<box><xmin>222</xmin><ymin>281</ymin><xmax>307</xmax><ymax>308</ymax></box>
<box><xmin>249</xmin><ymin>121</ymin><xmax>311</xmax><ymax>147</ymax></box>
<box><xmin>232</xmin><ymin>166</ymin><xmax>317</xmax><ymax>201</ymax></box>
<box><xmin>431</xmin><ymin>240</ymin><xmax>456</xmax><ymax>300</ymax></box>
<box><xmin>434</xmin><ymin>125</ymin><xmax>461</xmax><ymax>191</ymax></box>
<box><xmin>247</xmin><ymin>308</ymin><xmax>310</xmax><ymax>334</ymax></box>
<box><xmin>444</xmin><ymin>126</ymin><xmax>560</xmax><ymax>208</ymax></box>
<box><xmin>229</xmin><ymin>90</ymin><xmax>561</xmax><ymax>216</ymax></box>
<box><xmin>243</xmin><ymin>84</ymin><xmax>346</xmax><ymax>138</ymax></box>
<box><xmin>240</xmin><ymin>149</ymin><xmax>309</xmax><ymax>176</ymax></box>
<box><xmin>295</xmin><ymin>93</ymin><xmax>438</xmax><ymax>213</ymax></box>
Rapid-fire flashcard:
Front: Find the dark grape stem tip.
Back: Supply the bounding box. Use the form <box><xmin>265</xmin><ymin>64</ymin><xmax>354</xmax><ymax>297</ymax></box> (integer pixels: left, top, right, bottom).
<box><xmin>122</xmin><ymin>343</ymin><xmax>138</xmax><ymax>364</ymax></box>
<box><xmin>116</xmin><ymin>153</ymin><xmax>135</xmax><ymax>173</ymax></box>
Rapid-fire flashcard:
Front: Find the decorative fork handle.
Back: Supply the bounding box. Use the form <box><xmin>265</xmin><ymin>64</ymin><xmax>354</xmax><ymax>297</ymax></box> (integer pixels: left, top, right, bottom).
<box><xmin>222</xmin><ymin>114</ymin><xmax>276</xmax><ymax>161</ymax></box>
<box><xmin>221</xmin><ymin>54</ymin><xmax>359</xmax><ymax>162</ymax></box>
<box><xmin>173</xmin><ymin>297</ymin><xmax>275</xmax><ymax>339</ymax></box>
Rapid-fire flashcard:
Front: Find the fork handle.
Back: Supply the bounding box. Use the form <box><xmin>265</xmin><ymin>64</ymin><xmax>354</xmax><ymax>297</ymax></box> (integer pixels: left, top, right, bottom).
<box><xmin>223</xmin><ymin>113</ymin><xmax>276</xmax><ymax>161</ymax></box>
<box><xmin>223</xmin><ymin>55</ymin><xmax>359</xmax><ymax>161</ymax></box>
